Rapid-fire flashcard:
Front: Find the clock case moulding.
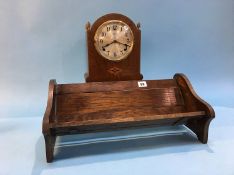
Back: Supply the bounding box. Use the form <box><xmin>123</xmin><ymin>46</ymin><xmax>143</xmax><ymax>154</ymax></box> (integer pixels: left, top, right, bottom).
<box><xmin>85</xmin><ymin>13</ymin><xmax>143</xmax><ymax>82</ymax></box>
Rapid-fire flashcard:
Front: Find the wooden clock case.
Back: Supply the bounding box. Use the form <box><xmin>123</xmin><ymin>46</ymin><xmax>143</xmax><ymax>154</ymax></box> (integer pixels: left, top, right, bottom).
<box><xmin>85</xmin><ymin>13</ymin><xmax>143</xmax><ymax>82</ymax></box>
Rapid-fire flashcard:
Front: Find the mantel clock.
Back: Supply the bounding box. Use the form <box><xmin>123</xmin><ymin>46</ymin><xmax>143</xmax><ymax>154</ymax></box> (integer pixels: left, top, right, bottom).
<box><xmin>85</xmin><ymin>13</ymin><xmax>143</xmax><ymax>82</ymax></box>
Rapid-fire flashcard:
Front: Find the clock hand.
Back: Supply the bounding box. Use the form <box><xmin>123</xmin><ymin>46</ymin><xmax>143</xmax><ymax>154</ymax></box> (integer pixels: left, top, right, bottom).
<box><xmin>101</xmin><ymin>40</ymin><xmax>131</xmax><ymax>51</ymax></box>
<box><xmin>102</xmin><ymin>40</ymin><xmax>118</xmax><ymax>50</ymax></box>
<box><xmin>115</xmin><ymin>40</ymin><xmax>131</xmax><ymax>47</ymax></box>
<box><xmin>115</xmin><ymin>40</ymin><xmax>131</xmax><ymax>51</ymax></box>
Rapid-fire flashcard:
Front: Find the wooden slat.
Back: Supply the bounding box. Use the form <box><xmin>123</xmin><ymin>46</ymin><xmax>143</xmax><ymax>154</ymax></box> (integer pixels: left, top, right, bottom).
<box><xmin>52</xmin><ymin>111</ymin><xmax>206</xmax><ymax>128</ymax></box>
<box><xmin>56</xmin><ymin>106</ymin><xmax>186</xmax><ymax>123</ymax></box>
<box><xmin>56</xmin><ymin>79</ymin><xmax>178</xmax><ymax>94</ymax></box>
<box><xmin>56</xmin><ymin>87</ymin><xmax>184</xmax><ymax>116</ymax></box>
<box><xmin>54</xmin><ymin>87</ymin><xmax>186</xmax><ymax>126</ymax></box>
<box><xmin>54</xmin><ymin>118</ymin><xmax>185</xmax><ymax>135</ymax></box>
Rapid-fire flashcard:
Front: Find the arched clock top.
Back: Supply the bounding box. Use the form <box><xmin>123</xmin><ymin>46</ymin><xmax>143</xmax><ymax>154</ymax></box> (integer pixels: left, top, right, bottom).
<box><xmin>89</xmin><ymin>13</ymin><xmax>140</xmax><ymax>34</ymax></box>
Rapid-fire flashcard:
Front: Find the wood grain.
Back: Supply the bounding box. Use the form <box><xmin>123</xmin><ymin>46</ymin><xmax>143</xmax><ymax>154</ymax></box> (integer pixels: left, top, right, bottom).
<box><xmin>42</xmin><ymin>75</ymin><xmax>215</xmax><ymax>162</ymax></box>
<box><xmin>57</xmin><ymin>79</ymin><xmax>177</xmax><ymax>94</ymax></box>
<box><xmin>173</xmin><ymin>73</ymin><xmax>215</xmax><ymax>143</ymax></box>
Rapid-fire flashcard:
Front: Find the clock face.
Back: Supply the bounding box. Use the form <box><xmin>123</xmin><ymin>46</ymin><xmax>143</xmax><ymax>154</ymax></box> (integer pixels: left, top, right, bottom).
<box><xmin>94</xmin><ymin>20</ymin><xmax>134</xmax><ymax>61</ymax></box>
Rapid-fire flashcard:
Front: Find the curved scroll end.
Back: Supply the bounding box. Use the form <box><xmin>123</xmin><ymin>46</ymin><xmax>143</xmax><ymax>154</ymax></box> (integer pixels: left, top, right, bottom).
<box><xmin>86</xmin><ymin>22</ymin><xmax>91</xmax><ymax>31</ymax></box>
<box><xmin>42</xmin><ymin>79</ymin><xmax>57</xmax><ymax>134</ymax></box>
<box><xmin>136</xmin><ymin>22</ymin><xmax>141</xmax><ymax>29</ymax></box>
<box><xmin>173</xmin><ymin>73</ymin><xmax>215</xmax><ymax>118</ymax></box>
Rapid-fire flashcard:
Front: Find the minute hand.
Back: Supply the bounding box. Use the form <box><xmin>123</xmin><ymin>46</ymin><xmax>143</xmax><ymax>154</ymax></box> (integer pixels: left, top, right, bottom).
<box><xmin>115</xmin><ymin>40</ymin><xmax>131</xmax><ymax>47</ymax></box>
<box><xmin>115</xmin><ymin>40</ymin><xmax>131</xmax><ymax>51</ymax></box>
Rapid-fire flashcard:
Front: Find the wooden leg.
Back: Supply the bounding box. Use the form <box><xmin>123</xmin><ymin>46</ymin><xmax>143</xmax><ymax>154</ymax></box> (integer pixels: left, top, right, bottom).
<box><xmin>185</xmin><ymin>117</ymin><xmax>213</xmax><ymax>144</ymax></box>
<box><xmin>44</xmin><ymin>134</ymin><xmax>56</xmax><ymax>163</ymax></box>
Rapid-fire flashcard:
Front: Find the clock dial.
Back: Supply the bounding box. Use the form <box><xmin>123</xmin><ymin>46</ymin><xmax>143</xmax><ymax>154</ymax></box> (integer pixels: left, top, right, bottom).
<box><xmin>94</xmin><ymin>20</ymin><xmax>134</xmax><ymax>61</ymax></box>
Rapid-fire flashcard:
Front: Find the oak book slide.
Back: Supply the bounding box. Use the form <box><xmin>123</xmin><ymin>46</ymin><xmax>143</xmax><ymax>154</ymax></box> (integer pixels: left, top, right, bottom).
<box><xmin>42</xmin><ymin>13</ymin><xmax>215</xmax><ymax>162</ymax></box>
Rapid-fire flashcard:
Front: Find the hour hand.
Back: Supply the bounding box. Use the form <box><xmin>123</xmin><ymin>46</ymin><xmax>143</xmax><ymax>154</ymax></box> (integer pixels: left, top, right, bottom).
<box><xmin>102</xmin><ymin>40</ymin><xmax>116</xmax><ymax>50</ymax></box>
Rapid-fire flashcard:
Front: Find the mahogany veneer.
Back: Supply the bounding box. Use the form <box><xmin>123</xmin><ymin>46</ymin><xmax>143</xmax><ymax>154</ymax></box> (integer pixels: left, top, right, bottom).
<box><xmin>42</xmin><ymin>73</ymin><xmax>215</xmax><ymax>162</ymax></box>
